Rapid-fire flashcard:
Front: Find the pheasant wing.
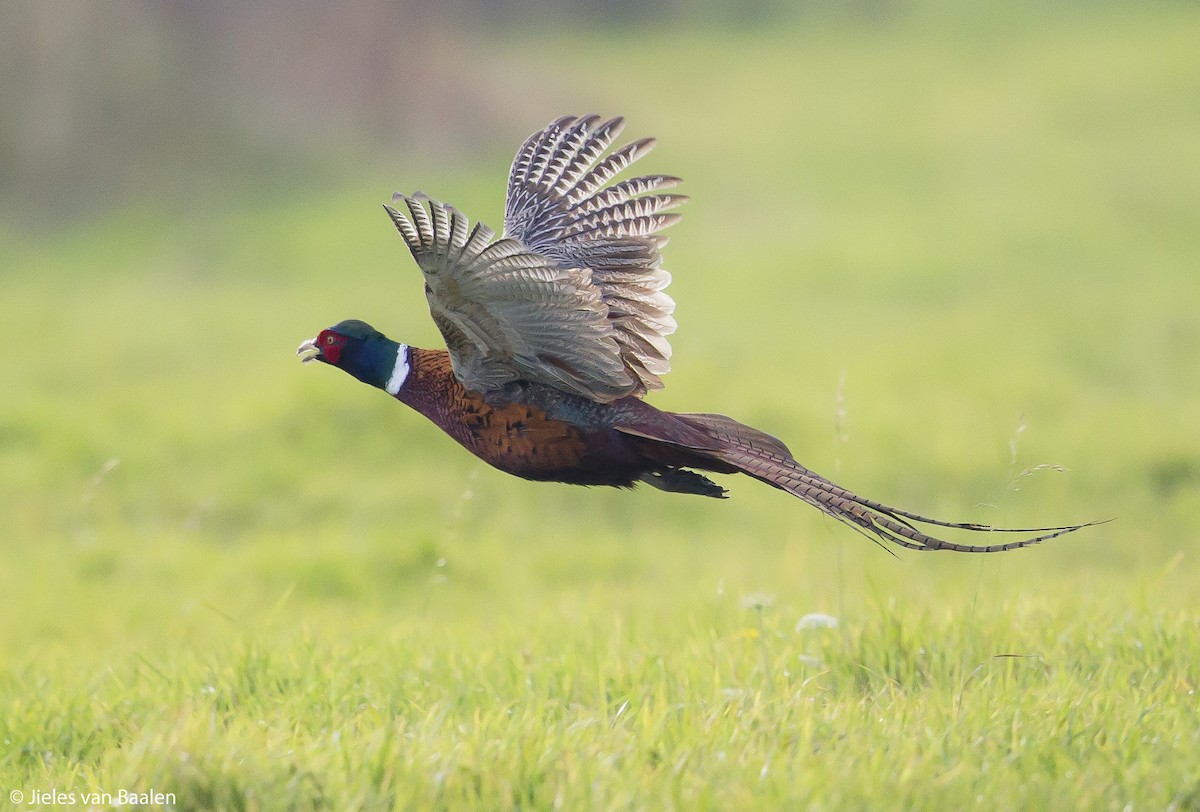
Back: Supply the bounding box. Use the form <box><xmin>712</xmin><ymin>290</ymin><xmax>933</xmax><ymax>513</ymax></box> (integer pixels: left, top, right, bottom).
<box><xmin>384</xmin><ymin>193</ymin><xmax>635</xmax><ymax>400</ymax></box>
<box><xmin>503</xmin><ymin>115</ymin><xmax>684</xmax><ymax>398</ymax></box>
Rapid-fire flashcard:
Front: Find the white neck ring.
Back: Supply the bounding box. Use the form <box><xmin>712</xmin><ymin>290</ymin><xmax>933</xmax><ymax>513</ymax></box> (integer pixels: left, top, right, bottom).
<box><xmin>384</xmin><ymin>344</ymin><xmax>410</xmax><ymax>395</ymax></box>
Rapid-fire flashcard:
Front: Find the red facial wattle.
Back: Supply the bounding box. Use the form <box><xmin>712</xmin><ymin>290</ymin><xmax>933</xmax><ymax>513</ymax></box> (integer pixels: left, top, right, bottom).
<box><xmin>297</xmin><ymin>331</ymin><xmax>343</xmax><ymax>366</ymax></box>
<box><xmin>316</xmin><ymin>330</ymin><xmax>344</xmax><ymax>365</ymax></box>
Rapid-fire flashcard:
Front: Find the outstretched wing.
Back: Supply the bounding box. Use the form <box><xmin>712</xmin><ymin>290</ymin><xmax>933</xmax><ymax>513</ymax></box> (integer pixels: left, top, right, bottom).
<box><xmin>384</xmin><ymin>193</ymin><xmax>634</xmax><ymax>400</ymax></box>
<box><xmin>505</xmin><ymin>115</ymin><xmax>684</xmax><ymax>396</ymax></box>
<box><xmin>385</xmin><ymin>115</ymin><xmax>684</xmax><ymax>402</ymax></box>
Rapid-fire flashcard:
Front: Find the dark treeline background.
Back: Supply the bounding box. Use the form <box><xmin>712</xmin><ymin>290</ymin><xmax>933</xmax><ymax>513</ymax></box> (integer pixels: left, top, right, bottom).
<box><xmin>2</xmin><ymin>0</ymin><xmax>885</xmax><ymax>230</ymax></box>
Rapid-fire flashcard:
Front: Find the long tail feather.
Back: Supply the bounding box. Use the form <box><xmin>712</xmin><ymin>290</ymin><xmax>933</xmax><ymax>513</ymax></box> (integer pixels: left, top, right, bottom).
<box><xmin>675</xmin><ymin>413</ymin><xmax>1099</xmax><ymax>553</ymax></box>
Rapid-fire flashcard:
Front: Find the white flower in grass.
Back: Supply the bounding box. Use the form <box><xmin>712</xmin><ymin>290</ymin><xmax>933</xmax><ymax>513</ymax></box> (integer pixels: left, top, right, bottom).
<box><xmin>739</xmin><ymin>592</ymin><xmax>775</xmax><ymax>611</ymax></box>
<box><xmin>795</xmin><ymin>612</ymin><xmax>838</xmax><ymax>631</ymax></box>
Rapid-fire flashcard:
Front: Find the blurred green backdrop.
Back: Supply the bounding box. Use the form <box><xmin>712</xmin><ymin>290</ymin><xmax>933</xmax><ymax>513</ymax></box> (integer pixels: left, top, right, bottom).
<box><xmin>2</xmin><ymin>1</ymin><xmax>1199</xmax><ymax>808</ymax></box>
<box><xmin>5</xmin><ymin>0</ymin><xmax>1198</xmax><ymax>710</ymax></box>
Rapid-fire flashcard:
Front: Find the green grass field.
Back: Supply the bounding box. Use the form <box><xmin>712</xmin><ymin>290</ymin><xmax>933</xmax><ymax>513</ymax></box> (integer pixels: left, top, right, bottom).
<box><xmin>3</xmin><ymin>6</ymin><xmax>1199</xmax><ymax>809</ymax></box>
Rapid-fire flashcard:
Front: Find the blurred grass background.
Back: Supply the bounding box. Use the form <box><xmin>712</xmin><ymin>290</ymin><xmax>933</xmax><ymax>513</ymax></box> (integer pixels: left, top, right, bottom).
<box><xmin>2</xmin><ymin>1</ymin><xmax>1199</xmax><ymax>808</ymax></box>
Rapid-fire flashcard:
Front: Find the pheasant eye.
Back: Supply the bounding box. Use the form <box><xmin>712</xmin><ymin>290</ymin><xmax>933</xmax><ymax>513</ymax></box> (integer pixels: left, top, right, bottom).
<box><xmin>325</xmin><ymin>334</ymin><xmax>337</xmax><ymax>345</ymax></box>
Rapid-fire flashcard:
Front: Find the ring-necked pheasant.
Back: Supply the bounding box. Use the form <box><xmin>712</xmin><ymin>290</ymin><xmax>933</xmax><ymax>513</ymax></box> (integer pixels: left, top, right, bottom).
<box><xmin>298</xmin><ymin>114</ymin><xmax>1093</xmax><ymax>553</ymax></box>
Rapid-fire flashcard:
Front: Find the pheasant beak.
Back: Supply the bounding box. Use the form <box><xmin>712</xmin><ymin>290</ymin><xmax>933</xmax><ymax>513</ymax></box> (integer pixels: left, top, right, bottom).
<box><xmin>296</xmin><ymin>338</ymin><xmax>322</xmax><ymax>364</ymax></box>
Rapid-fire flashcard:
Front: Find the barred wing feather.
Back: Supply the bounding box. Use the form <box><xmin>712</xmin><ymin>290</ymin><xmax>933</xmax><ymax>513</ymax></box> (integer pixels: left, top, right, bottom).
<box><xmin>385</xmin><ymin>193</ymin><xmax>636</xmax><ymax>401</ymax></box>
<box><xmin>503</xmin><ymin>115</ymin><xmax>684</xmax><ymax>396</ymax></box>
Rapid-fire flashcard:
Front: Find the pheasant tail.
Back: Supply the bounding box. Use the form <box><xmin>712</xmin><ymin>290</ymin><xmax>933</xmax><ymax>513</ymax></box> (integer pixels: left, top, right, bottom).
<box><xmin>622</xmin><ymin>412</ymin><xmax>1095</xmax><ymax>553</ymax></box>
